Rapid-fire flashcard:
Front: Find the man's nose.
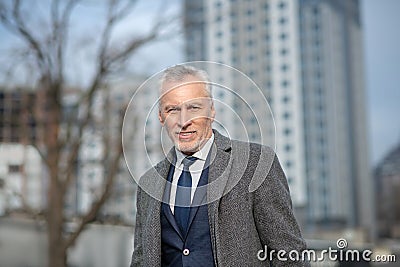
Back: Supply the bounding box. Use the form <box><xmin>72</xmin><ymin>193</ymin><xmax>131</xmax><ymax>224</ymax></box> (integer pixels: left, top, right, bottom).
<box><xmin>178</xmin><ymin>109</ymin><xmax>192</xmax><ymax>127</ymax></box>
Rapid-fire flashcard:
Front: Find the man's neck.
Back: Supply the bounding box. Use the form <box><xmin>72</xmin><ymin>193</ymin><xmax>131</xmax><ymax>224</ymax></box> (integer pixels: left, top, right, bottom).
<box><xmin>175</xmin><ymin>133</ymin><xmax>214</xmax><ymax>163</ymax></box>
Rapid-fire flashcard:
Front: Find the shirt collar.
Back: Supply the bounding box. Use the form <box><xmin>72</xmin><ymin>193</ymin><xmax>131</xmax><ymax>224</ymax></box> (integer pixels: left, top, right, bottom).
<box><xmin>175</xmin><ymin>133</ymin><xmax>214</xmax><ymax>165</ymax></box>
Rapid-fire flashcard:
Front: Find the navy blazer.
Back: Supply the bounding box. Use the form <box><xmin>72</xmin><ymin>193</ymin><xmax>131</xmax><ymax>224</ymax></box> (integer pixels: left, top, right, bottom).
<box><xmin>160</xmin><ymin>159</ymin><xmax>214</xmax><ymax>266</ymax></box>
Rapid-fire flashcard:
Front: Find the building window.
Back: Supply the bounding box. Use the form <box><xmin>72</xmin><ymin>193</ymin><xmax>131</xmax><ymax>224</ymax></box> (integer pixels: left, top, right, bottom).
<box><xmin>319</xmin><ymin>137</ymin><xmax>325</xmax><ymax>146</ymax></box>
<box><xmin>278</xmin><ymin>1</ymin><xmax>286</xmax><ymax>9</ymax></box>
<box><xmin>247</xmin><ymin>39</ymin><xmax>254</xmax><ymax>46</ymax></box>
<box><xmin>8</xmin><ymin>164</ymin><xmax>21</xmax><ymax>173</ymax></box>
<box><xmin>282</xmin><ymin>95</ymin><xmax>290</xmax><ymax>103</ymax></box>
<box><xmin>285</xmin><ymin>161</ymin><xmax>292</xmax><ymax>168</ymax></box>
<box><xmin>283</xmin><ymin>112</ymin><xmax>291</xmax><ymax>120</ymax></box>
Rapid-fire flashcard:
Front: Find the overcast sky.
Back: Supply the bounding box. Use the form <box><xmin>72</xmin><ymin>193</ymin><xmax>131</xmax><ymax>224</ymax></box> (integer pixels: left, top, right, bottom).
<box><xmin>362</xmin><ymin>0</ymin><xmax>400</xmax><ymax>164</ymax></box>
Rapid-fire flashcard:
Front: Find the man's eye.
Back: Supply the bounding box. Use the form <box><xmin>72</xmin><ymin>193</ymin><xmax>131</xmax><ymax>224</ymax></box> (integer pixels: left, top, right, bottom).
<box><xmin>167</xmin><ymin>108</ymin><xmax>178</xmax><ymax>113</ymax></box>
<box><xmin>189</xmin><ymin>106</ymin><xmax>201</xmax><ymax>111</ymax></box>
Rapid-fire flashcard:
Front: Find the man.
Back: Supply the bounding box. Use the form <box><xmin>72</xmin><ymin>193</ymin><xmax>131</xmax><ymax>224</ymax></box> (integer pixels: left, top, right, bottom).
<box><xmin>130</xmin><ymin>65</ymin><xmax>309</xmax><ymax>266</ymax></box>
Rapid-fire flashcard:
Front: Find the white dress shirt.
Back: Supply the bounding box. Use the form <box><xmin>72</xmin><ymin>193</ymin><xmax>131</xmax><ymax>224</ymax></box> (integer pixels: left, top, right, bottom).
<box><xmin>169</xmin><ymin>134</ymin><xmax>214</xmax><ymax>214</ymax></box>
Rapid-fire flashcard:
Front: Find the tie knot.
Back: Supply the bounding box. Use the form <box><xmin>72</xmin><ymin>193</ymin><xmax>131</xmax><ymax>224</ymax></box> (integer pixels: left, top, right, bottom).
<box><xmin>182</xmin><ymin>156</ymin><xmax>197</xmax><ymax>170</ymax></box>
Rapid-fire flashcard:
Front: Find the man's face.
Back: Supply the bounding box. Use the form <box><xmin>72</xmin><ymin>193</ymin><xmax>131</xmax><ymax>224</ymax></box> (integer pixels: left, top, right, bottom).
<box><xmin>158</xmin><ymin>76</ymin><xmax>215</xmax><ymax>155</ymax></box>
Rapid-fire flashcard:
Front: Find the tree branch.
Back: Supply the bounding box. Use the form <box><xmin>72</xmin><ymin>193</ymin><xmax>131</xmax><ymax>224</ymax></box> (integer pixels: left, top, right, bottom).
<box><xmin>63</xmin><ymin>110</ymin><xmax>125</xmax><ymax>250</ymax></box>
<box><xmin>55</xmin><ymin>0</ymin><xmax>80</xmax><ymax>82</ymax></box>
<box><xmin>11</xmin><ymin>0</ymin><xmax>49</xmax><ymax>75</ymax></box>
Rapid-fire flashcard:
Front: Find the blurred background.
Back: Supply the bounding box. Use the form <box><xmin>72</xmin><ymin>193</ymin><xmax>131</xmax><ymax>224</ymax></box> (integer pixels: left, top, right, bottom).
<box><xmin>0</xmin><ymin>0</ymin><xmax>399</xmax><ymax>266</ymax></box>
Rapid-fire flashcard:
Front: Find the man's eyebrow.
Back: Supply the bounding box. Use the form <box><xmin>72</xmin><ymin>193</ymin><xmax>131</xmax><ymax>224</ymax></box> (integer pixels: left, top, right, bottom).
<box><xmin>186</xmin><ymin>101</ymin><xmax>203</xmax><ymax>106</ymax></box>
<box><xmin>186</xmin><ymin>99</ymin><xmax>207</xmax><ymax>105</ymax></box>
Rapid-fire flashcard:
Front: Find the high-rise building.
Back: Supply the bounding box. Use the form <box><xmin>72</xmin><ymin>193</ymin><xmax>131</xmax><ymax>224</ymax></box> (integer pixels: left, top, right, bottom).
<box><xmin>184</xmin><ymin>0</ymin><xmax>373</xmax><ymax>236</ymax></box>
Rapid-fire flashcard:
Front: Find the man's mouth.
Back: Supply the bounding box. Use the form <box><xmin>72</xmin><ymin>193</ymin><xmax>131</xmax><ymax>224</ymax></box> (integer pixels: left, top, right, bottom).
<box><xmin>178</xmin><ymin>131</ymin><xmax>196</xmax><ymax>139</ymax></box>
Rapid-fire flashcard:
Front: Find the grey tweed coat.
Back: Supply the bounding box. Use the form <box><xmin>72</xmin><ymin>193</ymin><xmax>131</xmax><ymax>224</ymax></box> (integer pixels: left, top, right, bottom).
<box><xmin>130</xmin><ymin>130</ymin><xmax>309</xmax><ymax>266</ymax></box>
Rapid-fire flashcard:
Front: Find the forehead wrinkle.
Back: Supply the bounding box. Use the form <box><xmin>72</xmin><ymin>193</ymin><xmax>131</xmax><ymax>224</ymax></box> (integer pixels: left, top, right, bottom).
<box><xmin>159</xmin><ymin>88</ymin><xmax>211</xmax><ymax>109</ymax></box>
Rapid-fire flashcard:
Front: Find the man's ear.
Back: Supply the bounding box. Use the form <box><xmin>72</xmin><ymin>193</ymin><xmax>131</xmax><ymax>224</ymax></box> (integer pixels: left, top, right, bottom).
<box><xmin>158</xmin><ymin>110</ymin><xmax>165</xmax><ymax>125</ymax></box>
<box><xmin>210</xmin><ymin>102</ymin><xmax>216</xmax><ymax>122</ymax></box>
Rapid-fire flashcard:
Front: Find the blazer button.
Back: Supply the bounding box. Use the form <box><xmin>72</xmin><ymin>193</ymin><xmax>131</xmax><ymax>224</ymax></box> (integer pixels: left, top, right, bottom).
<box><xmin>183</xmin><ymin>248</ymin><xmax>190</xmax><ymax>256</ymax></box>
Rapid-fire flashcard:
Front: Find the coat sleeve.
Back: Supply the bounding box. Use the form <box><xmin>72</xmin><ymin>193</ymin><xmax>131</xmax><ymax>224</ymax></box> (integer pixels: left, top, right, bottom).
<box><xmin>130</xmin><ymin>187</ymin><xmax>143</xmax><ymax>267</ymax></box>
<box><xmin>253</xmin><ymin>148</ymin><xmax>310</xmax><ymax>267</ymax></box>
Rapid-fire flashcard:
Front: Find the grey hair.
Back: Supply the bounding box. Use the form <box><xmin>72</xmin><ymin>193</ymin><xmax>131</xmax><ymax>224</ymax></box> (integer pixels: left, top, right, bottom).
<box><xmin>159</xmin><ymin>65</ymin><xmax>212</xmax><ymax>97</ymax></box>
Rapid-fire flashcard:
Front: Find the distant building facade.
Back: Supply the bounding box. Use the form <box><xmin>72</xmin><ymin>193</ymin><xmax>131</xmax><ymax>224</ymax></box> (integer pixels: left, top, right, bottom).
<box><xmin>375</xmin><ymin>143</ymin><xmax>400</xmax><ymax>238</ymax></box>
<box><xmin>0</xmin><ymin>89</ymin><xmax>48</xmax><ymax>215</ymax></box>
<box><xmin>184</xmin><ymin>0</ymin><xmax>373</xmax><ymax>236</ymax></box>
<box><xmin>0</xmin><ymin>144</ymin><xmax>46</xmax><ymax>215</ymax></box>
<box><xmin>0</xmin><ymin>89</ymin><xmax>47</xmax><ymax>144</ymax></box>
<box><xmin>0</xmin><ymin>77</ymin><xmax>160</xmax><ymax>225</ymax></box>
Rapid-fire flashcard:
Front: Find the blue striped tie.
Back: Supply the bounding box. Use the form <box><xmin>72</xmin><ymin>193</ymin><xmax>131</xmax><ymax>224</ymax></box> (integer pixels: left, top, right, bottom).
<box><xmin>174</xmin><ymin>156</ymin><xmax>197</xmax><ymax>234</ymax></box>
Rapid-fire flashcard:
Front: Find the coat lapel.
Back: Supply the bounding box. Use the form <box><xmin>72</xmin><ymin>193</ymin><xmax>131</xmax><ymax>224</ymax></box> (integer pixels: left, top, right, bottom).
<box><xmin>206</xmin><ymin>130</ymin><xmax>234</xmax><ymax>263</ymax></box>
<box><xmin>185</xmin><ymin>164</ymin><xmax>209</xmax><ymax>238</ymax></box>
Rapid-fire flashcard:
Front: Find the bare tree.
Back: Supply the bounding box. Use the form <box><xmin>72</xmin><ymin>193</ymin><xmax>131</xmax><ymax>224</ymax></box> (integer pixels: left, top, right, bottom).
<box><xmin>0</xmin><ymin>0</ymin><xmax>177</xmax><ymax>266</ymax></box>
